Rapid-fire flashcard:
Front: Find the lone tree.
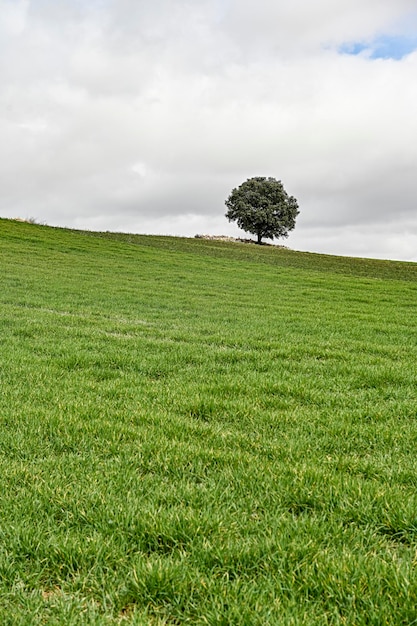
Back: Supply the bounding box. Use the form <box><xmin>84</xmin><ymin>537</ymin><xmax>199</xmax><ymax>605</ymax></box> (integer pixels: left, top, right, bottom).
<box><xmin>225</xmin><ymin>176</ymin><xmax>299</xmax><ymax>244</ymax></box>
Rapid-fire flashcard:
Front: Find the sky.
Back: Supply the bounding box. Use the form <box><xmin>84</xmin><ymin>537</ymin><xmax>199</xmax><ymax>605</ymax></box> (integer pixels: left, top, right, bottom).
<box><xmin>1</xmin><ymin>0</ymin><xmax>417</xmax><ymax>261</ymax></box>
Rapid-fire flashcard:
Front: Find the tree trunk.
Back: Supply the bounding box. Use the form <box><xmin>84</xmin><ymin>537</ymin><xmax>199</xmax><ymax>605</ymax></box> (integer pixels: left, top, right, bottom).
<box><xmin>257</xmin><ymin>232</ymin><xmax>262</xmax><ymax>244</ymax></box>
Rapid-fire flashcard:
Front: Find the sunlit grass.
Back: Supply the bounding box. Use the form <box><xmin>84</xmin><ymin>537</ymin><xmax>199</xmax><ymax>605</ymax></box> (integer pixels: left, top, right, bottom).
<box><xmin>1</xmin><ymin>218</ymin><xmax>417</xmax><ymax>624</ymax></box>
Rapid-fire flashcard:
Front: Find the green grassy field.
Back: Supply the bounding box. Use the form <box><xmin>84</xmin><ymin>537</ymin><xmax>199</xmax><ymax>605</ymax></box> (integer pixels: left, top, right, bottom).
<box><xmin>1</xmin><ymin>217</ymin><xmax>417</xmax><ymax>625</ymax></box>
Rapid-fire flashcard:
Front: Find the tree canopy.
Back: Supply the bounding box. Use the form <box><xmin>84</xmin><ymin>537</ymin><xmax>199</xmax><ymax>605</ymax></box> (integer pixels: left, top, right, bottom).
<box><xmin>225</xmin><ymin>177</ymin><xmax>299</xmax><ymax>244</ymax></box>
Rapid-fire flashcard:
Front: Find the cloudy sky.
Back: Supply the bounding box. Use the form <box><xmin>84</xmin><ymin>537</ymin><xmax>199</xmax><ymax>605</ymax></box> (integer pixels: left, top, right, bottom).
<box><xmin>1</xmin><ymin>0</ymin><xmax>417</xmax><ymax>260</ymax></box>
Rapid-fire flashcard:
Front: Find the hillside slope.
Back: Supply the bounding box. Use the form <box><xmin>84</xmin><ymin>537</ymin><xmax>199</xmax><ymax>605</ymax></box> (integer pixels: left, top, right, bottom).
<box><xmin>1</xmin><ymin>218</ymin><xmax>417</xmax><ymax>624</ymax></box>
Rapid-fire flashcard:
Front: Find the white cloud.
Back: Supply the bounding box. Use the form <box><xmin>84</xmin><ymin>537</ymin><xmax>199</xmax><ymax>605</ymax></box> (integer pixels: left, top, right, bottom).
<box><xmin>1</xmin><ymin>0</ymin><xmax>417</xmax><ymax>260</ymax></box>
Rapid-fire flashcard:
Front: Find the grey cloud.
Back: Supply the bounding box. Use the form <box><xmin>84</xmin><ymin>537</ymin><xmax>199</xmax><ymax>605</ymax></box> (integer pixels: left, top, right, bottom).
<box><xmin>222</xmin><ymin>0</ymin><xmax>417</xmax><ymax>56</ymax></box>
<box><xmin>1</xmin><ymin>0</ymin><xmax>417</xmax><ymax>260</ymax></box>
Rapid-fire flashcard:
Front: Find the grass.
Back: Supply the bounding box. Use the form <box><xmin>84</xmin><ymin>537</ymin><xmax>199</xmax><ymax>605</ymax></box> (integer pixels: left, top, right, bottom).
<box><xmin>1</xmin><ymin>217</ymin><xmax>417</xmax><ymax>624</ymax></box>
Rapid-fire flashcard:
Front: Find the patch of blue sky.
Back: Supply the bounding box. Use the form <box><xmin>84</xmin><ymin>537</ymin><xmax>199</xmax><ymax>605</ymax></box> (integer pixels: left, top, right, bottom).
<box><xmin>339</xmin><ymin>34</ymin><xmax>417</xmax><ymax>60</ymax></box>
